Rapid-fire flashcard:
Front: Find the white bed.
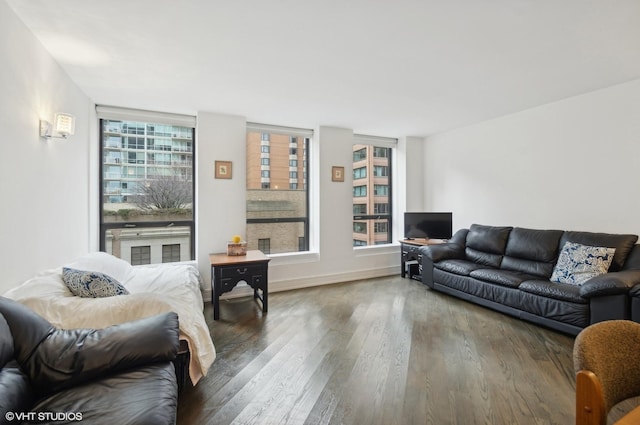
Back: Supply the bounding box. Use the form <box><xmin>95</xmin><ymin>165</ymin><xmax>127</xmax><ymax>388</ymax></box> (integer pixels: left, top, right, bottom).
<box><xmin>3</xmin><ymin>252</ymin><xmax>215</xmax><ymax>385</ymax></box>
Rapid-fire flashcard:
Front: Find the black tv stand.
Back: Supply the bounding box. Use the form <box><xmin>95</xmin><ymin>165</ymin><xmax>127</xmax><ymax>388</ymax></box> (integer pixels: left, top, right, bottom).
<box><xmin>399</xmin><ymin>238</ymin><xmax>444</xmax><ymax>280</ymax></box>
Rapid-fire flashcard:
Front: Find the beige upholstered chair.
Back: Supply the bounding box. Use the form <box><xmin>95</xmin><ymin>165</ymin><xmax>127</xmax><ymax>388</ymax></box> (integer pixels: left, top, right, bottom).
<box><xmin>574</xmin><ymin>320</ymin><xmax>640</xmax><ymax>425</ymax></box>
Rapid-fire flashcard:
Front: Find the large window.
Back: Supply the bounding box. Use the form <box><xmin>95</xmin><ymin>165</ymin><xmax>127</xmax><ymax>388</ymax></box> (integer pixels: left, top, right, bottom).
<box><xmin>246</xmin><ymin>123</ymin><xmax>311</xmax><ymax>255</ymax></box>
<box><xmin>352</xmin><ymin>135</ymin><xmax>395</xmax><ymax>247</ymax></box>
<box><xmin>98</xmin><ymin>107</ymin><xmax>196</xmax><ymax>265</ymax></box>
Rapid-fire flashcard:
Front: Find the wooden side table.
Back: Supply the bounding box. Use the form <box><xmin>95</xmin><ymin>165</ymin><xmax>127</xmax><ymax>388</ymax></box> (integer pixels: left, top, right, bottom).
<box><xmin>209</xmin><ymin>250</ymin><xmax>271</xmax><ymax>320</ymax></box>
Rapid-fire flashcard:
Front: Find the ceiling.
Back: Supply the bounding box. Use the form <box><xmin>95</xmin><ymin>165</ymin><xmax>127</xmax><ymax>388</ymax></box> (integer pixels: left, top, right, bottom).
<box><xmin>6</xmin><ymin>0</ymin><xmax>640</xmax><ymax>137</ymax></box>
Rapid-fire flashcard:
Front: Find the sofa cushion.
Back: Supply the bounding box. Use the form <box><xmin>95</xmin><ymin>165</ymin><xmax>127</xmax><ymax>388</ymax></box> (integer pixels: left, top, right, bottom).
<box><xmin>519</xmin><ymin>280</ymin><xmax>587</xmax><ymax>304</ymax></box>
<box><xmin>33</xmin><ymin>363</ymin><xmax>177</xmax><ymax>425</ymax></box>
<box><xmin>550</xmin><ymin>242</ymin><xmax>615</xmax><ymax>285</ymax></box>
<box><xmin>466</xmin><ymin>224</ymin><xmax>512</xmax><ymax>254</ymax></box>
<box><xmin>465</xmin><ymin>224</ymin><xmax>512</xmax><ymax>268</ymax></box>
<box><xmin>62</xmin><ymin>267</ymin><xmax>130</xmax><ymax>298</ymax></box>
<box><xmin>434</xmin><ymin>259</ymin><xmax>484</xmax><ymax>276</ymax></box>
<box><xmin>469</xmin><ymin>269</ymin><xmax>538</xmax><ymax>288</ymax></box>
<box><xmin>501</xmin><ymin>257</ymin><xmax>557</xmax><ymax>279</ymax></box>
<box><xmin>501</xmin><ymin>228</ymin><xmax>564</xmax><ymax>278</ymax></box>
<box><xmin>505</xmin><ymin>228</ymin><xmax>564</xmax><ymax>262</ymax></box>
<box><xmin>560</xmin><ymin>231</ymin><xmax>638</xmax><ymax>272</ymax></box>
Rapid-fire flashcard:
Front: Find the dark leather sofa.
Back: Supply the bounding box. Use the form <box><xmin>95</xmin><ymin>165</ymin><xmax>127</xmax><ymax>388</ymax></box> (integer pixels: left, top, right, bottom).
<box><xmin>420</xmin><ymin>224</ymin><xmax>640</xmax><ymax>335</ymax></box>
<box><xmin>628</xmin><ymin>280</ymin><xmax>640</xmax><ymax>323</ymax></box>
<box><xmin>0</xmin><ymin>297</ymin><xmax>179</xmax><ymax>425</ymax></box>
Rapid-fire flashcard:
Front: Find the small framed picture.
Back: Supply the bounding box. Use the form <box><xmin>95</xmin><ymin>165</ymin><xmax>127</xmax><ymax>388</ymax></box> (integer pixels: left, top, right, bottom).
<box><xmin>215</xmin><ymin>161</ymin><xmax>232</xmax><ymax>179</ymax></box>
<box><xmin>332</xmin><ymin>166</ymin><xmax>344</xmax><ymax>182</ymax></box>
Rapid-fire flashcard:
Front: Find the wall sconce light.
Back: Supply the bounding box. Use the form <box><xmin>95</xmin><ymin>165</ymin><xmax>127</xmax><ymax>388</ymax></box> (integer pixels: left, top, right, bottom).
<box><xmin>40</xmin><ymin>113</ymin><xmax>76</xmax><ymax>139</ymax></box>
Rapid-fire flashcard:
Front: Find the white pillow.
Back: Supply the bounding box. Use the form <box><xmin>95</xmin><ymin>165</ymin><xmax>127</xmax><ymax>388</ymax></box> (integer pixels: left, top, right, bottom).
<box><xmin>550</xmin><ymin>241</ymin><xmax>616</xmax><ymax>285</ymax></box>
<box><xmin>65</xmin><ymin>252</ymin><xmax>133</xmax><ymax>283</ymax></box>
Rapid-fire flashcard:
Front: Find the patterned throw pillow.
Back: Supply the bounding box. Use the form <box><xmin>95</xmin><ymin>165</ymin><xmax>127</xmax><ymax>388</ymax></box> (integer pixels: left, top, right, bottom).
<box><xmin>550</xmin><ymin>242</ymin><xmax>616</xmax><ymax>285</ymax></box>
<box><xmin>62</xmin><ymin>267</ymin><xmax>130</xmax><ymax>298</ymax></box>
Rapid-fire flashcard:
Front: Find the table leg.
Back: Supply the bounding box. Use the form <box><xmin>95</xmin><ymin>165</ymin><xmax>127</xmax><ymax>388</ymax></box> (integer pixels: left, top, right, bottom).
<box><xmin>263</xmin><ymin>286</ymin><xmax>268</xmax><ymax>312</ymax></box>
<box><xmin>213</xmin><ymin>292</ymin><xmax>220</xmax><ymax>320</ymax></box>
<box><xmin>212</xmin><ymin>266</ymin><xmax>220</xmax><ymax>320</ymax></box>
<box><xmin>263</xmin><ymin>266</ymin><xmax>268</xmax><ymax>312</ymax></box>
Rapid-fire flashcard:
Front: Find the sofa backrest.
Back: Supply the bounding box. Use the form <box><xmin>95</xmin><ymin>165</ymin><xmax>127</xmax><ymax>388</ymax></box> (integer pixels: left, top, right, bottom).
<box><xmin>465</xmin><ymin>224</ymin><xmax>512</xmax><ymax>267</ymax></box>
<box><xmin>559</xmin><ymin>231</ymin><xmax>638</xmax><ymax>272</ymax></box>
<box><xmin>622</xmin><ymin>245</ymin><xmax>640</xmax><ymax>271</ymax></box>
<box><xmin>459</xmin><ymin>225</ymin><xmax>639</xmax><ymax>275</ymax></box>
<box><xmin>501</xmin><ymin>227</ymin><xmax>564</xmax><ymax>278</ymax></box>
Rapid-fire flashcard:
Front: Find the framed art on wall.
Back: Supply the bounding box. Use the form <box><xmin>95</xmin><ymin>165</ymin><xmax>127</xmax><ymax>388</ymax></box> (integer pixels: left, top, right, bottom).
<box><xmin>332</xmin><ymin>166</ymin><xmax>344</xmax><ymax>182</ymax></box>
<box><xmin>215</xmin><ymin>161</ymin><xmax>232</xmax><ymax>179</ymax></box>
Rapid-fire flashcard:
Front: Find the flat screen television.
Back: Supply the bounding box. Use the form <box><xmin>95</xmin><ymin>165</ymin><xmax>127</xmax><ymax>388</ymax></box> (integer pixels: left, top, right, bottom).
<box><xmin>404</xmin><ymin>212</ymin><xmax>453</xmax><ymax>240</ymax></box>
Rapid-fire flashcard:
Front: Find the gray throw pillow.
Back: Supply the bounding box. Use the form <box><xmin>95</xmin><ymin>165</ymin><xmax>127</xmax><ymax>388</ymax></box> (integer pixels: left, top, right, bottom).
<box><xmin>62</xmin><ymin>267</ymin><xmax>130</xmax><ymax>298</ymax></box>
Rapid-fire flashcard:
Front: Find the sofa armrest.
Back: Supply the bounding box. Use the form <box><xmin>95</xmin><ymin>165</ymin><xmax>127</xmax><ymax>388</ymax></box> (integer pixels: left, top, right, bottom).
<box><xmin>420</xmin><ymin>241</ymin><xmax>465</xmax><ymax>288</ymax></box>
<box><xmin>25</xmin><ymin>312</ymin><xmax>180</xmax><ymax>395</ymax></box>
<box><xmin>579</xmin><ymin>270</ymin><xmax>640</xmax><ymax>298</ymax></box>
<box><xmin>420</xmin><ymin>242</ymin><xmax>465</xmax><ymax>262</ymax></box>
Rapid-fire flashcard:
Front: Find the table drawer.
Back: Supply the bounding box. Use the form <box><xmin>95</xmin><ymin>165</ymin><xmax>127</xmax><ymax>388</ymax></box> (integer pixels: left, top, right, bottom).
<box><xmin>220</xmin><ymin>278</ymin><xmax>236</xmax><ymax>292</ymax></box>
<box><xmin>220</xmin><ymin>264</ymin><xmax>264</xmax><ymax>278</ymax></box>
<box><xmin>252</xmin><ymin>275</ymin><xmax>265</xmax><ymax>288</ymax></box>
<box><xmin>403</xmin><ymin>244</ymin><xmax>421</xmax><ymax>254</ymax></box>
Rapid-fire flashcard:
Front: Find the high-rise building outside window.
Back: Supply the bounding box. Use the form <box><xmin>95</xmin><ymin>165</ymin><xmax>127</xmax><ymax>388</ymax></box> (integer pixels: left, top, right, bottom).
<box><xmin>246</xmin><ymin>123</ymin><xmax>312</xmax><ymax>255</ymax></box>
<box><xmin>98</xmin><ymin>106</ymin><xmax>195</xmax><ymax>265</ymax></box>
<box><xmin>352</xmin><ymin>134</ymin><xmax>395</xmax><ymax>247</ymax></box>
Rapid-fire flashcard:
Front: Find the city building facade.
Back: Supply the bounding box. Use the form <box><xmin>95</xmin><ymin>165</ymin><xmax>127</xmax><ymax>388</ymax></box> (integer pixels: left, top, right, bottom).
<box><xmin>100</xmin><ymin>118</ymin><xmax>195</xmax><ymax>264</ymax></box>
<box><xmin>246</xmin><ymin>128</ymin><xmax>309</xmax><ymax>254</ymax></box>
<box><xmin>352</xmin><ymin>144</ymin><xmax>392</xmax><ymax>246</ymax></box>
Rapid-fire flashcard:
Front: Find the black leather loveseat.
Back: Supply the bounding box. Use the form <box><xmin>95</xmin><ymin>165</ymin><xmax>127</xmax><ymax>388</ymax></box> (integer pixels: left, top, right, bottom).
<box><xmin>420</xmin><ymin>224</ymin><xmax>640</xmax><ymax>335</ymax></box>
<box><xmin>0</xmin><ymin>297</ymin><xmax>180</xmax><ymax>425</ymax></box>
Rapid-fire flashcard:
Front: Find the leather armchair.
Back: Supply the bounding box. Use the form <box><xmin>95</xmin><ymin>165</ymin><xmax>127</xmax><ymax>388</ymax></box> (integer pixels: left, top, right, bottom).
<box><xmin>0</xmin><ymin>296</ymin><xmax>179</xmax><ymax>425</ymax></box>
<box><xmin>574</xmin><ymin>320</ymin><xmax>640</xmax><ymax>424</ymax></box>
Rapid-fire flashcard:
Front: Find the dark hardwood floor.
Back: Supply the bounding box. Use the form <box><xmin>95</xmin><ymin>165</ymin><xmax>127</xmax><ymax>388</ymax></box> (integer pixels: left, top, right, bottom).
<box><xmin>177</xmin><ymin>276</ymin><xmax>580</xmax><ymax>425</ymax></box>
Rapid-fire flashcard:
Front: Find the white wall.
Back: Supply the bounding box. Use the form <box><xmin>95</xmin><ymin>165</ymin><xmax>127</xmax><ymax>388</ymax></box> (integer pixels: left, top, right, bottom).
<box><xmin>399</xmin><ymin>136</ymin><xmax>426</xmax><ymax>212</ymax></box>
<box><xmin>195</xmin><ymin>116</ymin><xmax>404</xmax><ymax>298</ymax></box>
<box><xmin>0</xmin><ymin>1</ymin><xmax>92</xmax><ymax>293</ymax></box>
<box><xmin>423</xmin><ymin>78</ymin><xmax>640</xmax><ymax>236</ymax></box>
<box><xmin>195</xmin><ymin>111</ymin><xmax>248</xmax><ymax>294</ymax></box>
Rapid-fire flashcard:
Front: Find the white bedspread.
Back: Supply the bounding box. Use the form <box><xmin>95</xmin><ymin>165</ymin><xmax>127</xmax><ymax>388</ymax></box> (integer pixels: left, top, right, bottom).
<box><xmin>3</xmin><ymin>253</ymin><xmax>215</xmax><ymax>385</ymax></box>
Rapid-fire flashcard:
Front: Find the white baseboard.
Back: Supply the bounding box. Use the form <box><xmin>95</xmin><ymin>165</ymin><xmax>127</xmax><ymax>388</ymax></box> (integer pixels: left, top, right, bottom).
<box><xmin>201</xmin><ymin>265</ymin><xmax>398</xmax><ymax>302</ymax></box>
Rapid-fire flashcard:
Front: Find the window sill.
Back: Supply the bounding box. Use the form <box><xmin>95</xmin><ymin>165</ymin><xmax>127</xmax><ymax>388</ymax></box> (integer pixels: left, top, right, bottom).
<box><xmin>267</xmin><ymin>251</ymin><xmax>320</xmax><ymax>266</ymax></box>
<box><xmin>353</xmin><ymin>243</ymin><xmax>399</xmax><ymax>257</ymax></box>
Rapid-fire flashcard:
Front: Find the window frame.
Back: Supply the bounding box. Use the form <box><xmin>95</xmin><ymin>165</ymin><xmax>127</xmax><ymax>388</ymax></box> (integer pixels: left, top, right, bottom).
<box><xmin>246</xmin><ymin>122</ymin><xmax>312</xmax><ymax>255</ymax></box>
<box><xmin>97</xmin><ymin>107</ymin><xmax>196</xmax><ymax>263</ymax></box>
<box><xmin>352</xmin><ymin>134</ymin><xmax>396</xmax><ymax>247</ymax></box>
